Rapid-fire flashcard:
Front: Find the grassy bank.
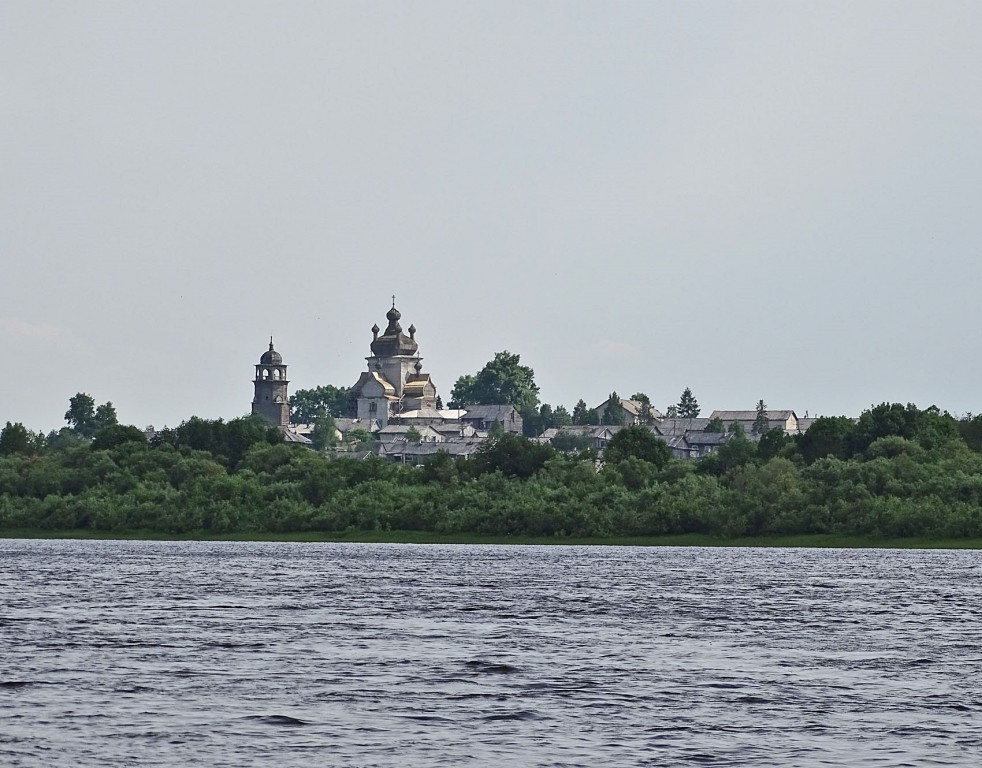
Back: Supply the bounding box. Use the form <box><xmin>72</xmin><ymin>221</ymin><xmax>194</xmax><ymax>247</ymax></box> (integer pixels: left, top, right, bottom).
<box><xmin>3</xmin><ymin>527</ymin><xmax>982</xmax><ymax>549</ymax></box>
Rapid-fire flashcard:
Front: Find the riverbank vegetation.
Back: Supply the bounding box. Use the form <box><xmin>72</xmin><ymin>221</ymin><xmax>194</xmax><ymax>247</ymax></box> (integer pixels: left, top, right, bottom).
<box><xmin>3</xmin><ymin>402</ymin><xmax>982</xmax><ymax>543</ymax></box>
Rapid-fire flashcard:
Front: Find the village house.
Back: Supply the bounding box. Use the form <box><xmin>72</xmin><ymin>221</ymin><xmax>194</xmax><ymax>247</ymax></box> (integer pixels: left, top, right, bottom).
<box><xmin>654</xmin><ymin>417</ymin><xmax>711</xmax><ymax>436</ymax></box>
<box><xmin>376</xmin><ymin>424</ymin><xmax>444</xmax><ymax>444</ymax></box>
<box><xmin>709</xmin><ymin>410</ymin><xmax>800</xmax><ymax>435</ymax></box>
<box><xmin>593</xmin><ymin>396</ymin><xmax>662</xmax><ymax>425</ymax></box>
<box><xmin>458</xmin><ymin>405</ymin><xmax>523</xmax><ymax>435</ymax></box>
<box><xmin>377</xmin><ymin>438</ymin><xmax>486</xmax><ymax>465</ymax></box>
<box><xmin>249</xmin><ymin>302</ymin><xmax>816</xmax><ymax>464</ymax></box>
<box><xmin>539</xmin><ymin>425</ymin><xmax>624</xmax><ymax>452</ymax></box>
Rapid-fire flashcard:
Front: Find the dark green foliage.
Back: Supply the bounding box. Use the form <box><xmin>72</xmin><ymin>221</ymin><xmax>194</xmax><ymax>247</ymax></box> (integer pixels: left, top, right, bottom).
<box><xmin>472</xmin><ymin>433</ymin><xmax>555</xmax><ymax>479</ymax></box>
<box><xmin>571</xmin><ymin>399</ymin><xmax>591</xmax><ymax>425</ymax></box>
<box><xmin>344</xmin><ymin>428</ymin><xmax>375</xmax><ymax>450</ymax></box>
<box><xmin>847</xmin><ymin>403</ymin><xmax>960</xmax><ymax>456</ymax></box>
<box><xmin>310</xmin><ymin>415</ymin><xmax>339</xmax><ymax>451</ymax></box>
<box><xmin>91</xmin><ymin>425</ymin><xmax>148</xmax><ymax>451</ymax></box>
<box><xmin>677</xmin><ymin>388</ymin><xmax>700</xmax><ymax>419</ymax></box>
<box><xmin>419</xmin><ymin>451</ymin><xmax>461</xmax><ymax>485</ymax></box>
<box><xmin>0</xmin><ymin>423</ymin><xmax>33</xmax><ymax>456</ymax></box>
<box><xmin>552</xmin><ymin>405</ymin><xmax>573</xmax><ymax>427</ymax></box>
<box><xmin>573</xmin><ymin>403</ymin><xmax>601</xmax><ymax>426</ymax></box>
<box><xmin>752</xmin><ymin>399</ymin><xmax>769</xmax><ymax>436</ymax></box>
<box><xmin>94</xmin><ymin>403</ymin><xmax>118</xmax><ymax>432</ymax></box>
<box><xmin>3</xmin><ymin>399</ymin><xmax>982</xmax><ymax>542</ymax></box>
<box><xmin>64</xmin><ymin>393</ymin><xmax>118</xmax><ymax>438</ymax></box>
<box><xmin>796</xmin><ymin>416</ymin><xmax>854</xmax><ymax>463</ymax></box>
<box><xmin>523</xmin><ymin>403</ymin><xmax>573</xmax><ymax>437</ymax></box>
<box><xmin>698</xmin><ymin>432</ymin><xmax>756</xmax><ymax>476</ymax></box>
<box><xmin>552</xmin><ymin>431</ymin><xmax>596</xmax><ymax>454</ymax></box>
<box><xmin>959</xmin><ymin>414</ymin><xmax>982</xmax><ymax>453</ymax></box>
<box><xmin>603</xmin><ymin>427</ymin><xmax>671</xmax><ymax>468</ymax></box>
<box><xmin>601</xmin><ymin>392</ymin><xmax>626</xmax><ymax>426</ymax></box>
<box><xmin>65</xmin><ymin>393</ymin><xmax>97</xmax><ymax>435</ymax></box>
<box><xmin>756</xmin><ymin>427</ymin><xmax>788</xmax><ymax>461</ymax></box>
<box><xmin>290</xmin><ymin>385</ymin><xmax>350</xmax><ymax>423</ymax></box>
<box><xmin>449</xmin><ymin>351</ymin><xmax>540</xmax><ymax>416</ymax></box>
<box><xmin>704</xmin><ymin>416</ymin><xmax>725</xmax><ymax>433</ymax></box>
<box><xmin>152</xmin><ymin>415</ymin><xmax>283</xmax><ymax>468</ymax></box>
<box><xmin>630</xmin><ymin>393</ymin><xmax>655</xmax><ymax>425</ymax></box>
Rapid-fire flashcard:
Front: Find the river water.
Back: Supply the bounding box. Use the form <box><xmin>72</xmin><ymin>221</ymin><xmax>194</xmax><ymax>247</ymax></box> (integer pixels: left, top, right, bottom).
<box><xmin>1</xmin><ymin>540</ymin><xmax>981</xmax><ymax>767</ymax></box>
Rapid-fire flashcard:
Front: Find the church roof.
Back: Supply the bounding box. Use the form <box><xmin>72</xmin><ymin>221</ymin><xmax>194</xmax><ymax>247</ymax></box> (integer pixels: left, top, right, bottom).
<box><xmin>260</xmin><ymin>338</ymin><xmax>283</xmax><ymax>365</ymax></box>
<box><xmin>370</xmin><ymin>302</ymin><xmax>419</xmax><ymax>358</ymax></box>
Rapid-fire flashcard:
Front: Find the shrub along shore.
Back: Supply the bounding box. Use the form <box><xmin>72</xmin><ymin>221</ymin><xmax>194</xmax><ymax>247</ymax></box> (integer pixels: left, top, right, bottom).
<box><xmin>2</xmin><ymin>404</ymin><xmax>982</xmax><ymax>546</ymax></box>
<box><xmin>3</xmin><ymin>527</ymin><xmax>982</xmax><ymax>549</ymax></box>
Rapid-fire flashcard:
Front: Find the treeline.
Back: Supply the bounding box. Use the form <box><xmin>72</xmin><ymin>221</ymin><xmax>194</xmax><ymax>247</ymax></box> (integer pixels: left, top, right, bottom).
<box><xmin>2</xmin><ymin>404</ymin><xmax>982</xmax><ymax>540</ymax></box>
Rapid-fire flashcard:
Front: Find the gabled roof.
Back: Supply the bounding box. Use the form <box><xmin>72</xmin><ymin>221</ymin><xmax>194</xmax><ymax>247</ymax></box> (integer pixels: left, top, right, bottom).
<box><xmin>548</xmin><ymin>425</ymin><xmax>622</xmax><ymax>440</ymax></box>
<box><xmin>593</xmin><ymin>398</ymin><xmax>663</xmax><ymax>420</ymax></box>
<box><xmin>403</xmin><ymin>379</ymin><xmax>436</xmax><ymax>396</ymax></box>
<box><xmin>351</xmin><ymin>370</ymin><xmax>396</xmax><ymax>397</ymax></box>
<box><xmin>334</xmin><ymin>418</ymin><xmax>380</xmax><ymax>433</ymax></box>
<box><xmin>396</xmin><ymin>408</ymin><xmax>463</xmax><ymax>420</ymax></box>
<box><xmin>654</xmin><ymin>417</ymin><xmax>711</xmax><ymax>435</ymax></box>
<box><xmin>378</xmin><ymin>424</ymin><xmax>440</xmax><ymax>437</ymax></box>
<box><xmin>461</xmin><ymin>405</ymin><xmax>520</xmax><ymax>421</ymax></box>
<box><xmin>710</xmin><ymin>410</ymin><xmax>797</xmax><ymax>422</ymax></box>
<box><xmin>685</xmin><ymin>432</ymin><xmax>729</xmax><ymax>446</ymax></box>
<box><xmin>380</xmin><ymin>439</ymin><xmax>487</xmax><ymax>458</ymax></box>
<box><xmin>278</xmin><ymin>426</ymin><xmax>312</xmax><ymax>444</ymax></box>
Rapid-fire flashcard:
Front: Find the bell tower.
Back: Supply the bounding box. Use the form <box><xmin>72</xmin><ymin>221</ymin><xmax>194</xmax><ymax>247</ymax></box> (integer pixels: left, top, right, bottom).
<box><xmin>252</xmin><ymin>337</ymin><xmax>290</xmax><ymax>427</ymax></box>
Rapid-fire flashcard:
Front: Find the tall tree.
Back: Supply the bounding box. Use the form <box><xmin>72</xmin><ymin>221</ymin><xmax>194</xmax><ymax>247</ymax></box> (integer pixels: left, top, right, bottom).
<box><xmin>0</xmin><ymin>422</ymin><xmax>32</xmax><ymax>455</ymax></box>
<box><xmin>290</xmin><ymin>385</ymin><xmax>350</xmax><ymax>424</ymax></box>
<box><xmin>665</xmin><ymin>404</ymin><xmax>679</xmax><ymax>419</ymax></box>
<box><xmin>846</xmin><ymin>402</ymin><xmax>959</xmax><ymax>456</ymax></box>
<box><xmin>601</xmin><ymin>392</ymin><xmax>626</xmax><ymax>426</ymax></box>
<box><xmin>64</xmin><ymin>394</ymin><xmax>117</xmax><ymax>438</ymax></box>
<box><xmin>447</xmin><ymin>375</ymin><xmax>476</xmax><ymax>409</ymax></box>
<box><xmin>311</xmin><ymin>415</ymin><xmax>339</xmax><ymax>451</ymax></box>
<box><xmin>572</xmin><ymin>399</ymin><xmax>591</xmax><ymax>425</ymax></box>
<box><xmin>449</xmin><ymin>351</ymin><xmax>540</xmax><ymax>416</ymax></box>
<box><xmin>704</xmin><ymin>416</ymin><xmax>725</xmax><ymax>433</ymax></box>
<box><xmin>752</xmin><ymin>399</ymin><xmax>769</xmax><ymax>436</ymax></box>
<box><xmin>796</xmin><ymin>416</ymin><xmax>855</xmax><ymax>463</ymax></box>
<box><xmin>524</xmin><ymin>403</ymin><xmax>576</xmax><ymax>437</ymax></box>
<box><xmin>631</xmin><ymin>392</ymin><xmax>655</xmax><ymax>425</ymax></box>
<box><xmin>603</xmin><ymin>426</ymin><xmax>671</xmax><ymax>468</ymax></box>
<box><xmin>94</xmin><ymin>402</ymin><xmax>118</xmax><ymax>433</ymax></box>
<box><xmin>65</xmin><ymin>393</ymin><xmax>97</xmax><ymax>437</ymax></box>
<box><xmin>472</xmin><ymin>433</ymin><xmax>554</xmax><ymax>479</ymax></box>
<box><xmin>677</xmin><ymin>387</ymin><xmax>700</xmax><ymax>419</ymax></box>
<box><xmin>552</xmin><ymin>405</ymin><xmax>573</xmax><ymax>427</ymax></box>
<box><xmin>958</xmin><ymin>413</ymin><xmax>982</xmax><ymax>453</ymax></box>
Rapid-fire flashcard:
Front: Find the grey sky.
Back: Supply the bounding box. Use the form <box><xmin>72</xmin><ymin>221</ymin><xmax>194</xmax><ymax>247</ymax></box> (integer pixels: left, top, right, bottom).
<box><xmin>3</xmin><ymin>2</ymin><xmax>981</xmax><ymax>432</ymax></box>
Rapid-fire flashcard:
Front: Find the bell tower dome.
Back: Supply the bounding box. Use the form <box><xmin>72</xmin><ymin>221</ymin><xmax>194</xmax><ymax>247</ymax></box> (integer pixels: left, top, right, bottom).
<box><xmin>252</xmin><ymin>337</ymin><xmax>290</xmax><ymax>427</ymax></box>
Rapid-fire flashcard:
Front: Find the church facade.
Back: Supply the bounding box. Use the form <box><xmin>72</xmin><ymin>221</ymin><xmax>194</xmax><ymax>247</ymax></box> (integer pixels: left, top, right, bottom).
<box><xmin>348</xmin><ymin>301</ymin><xmax>438</xmax><ymax>428</ymax></box>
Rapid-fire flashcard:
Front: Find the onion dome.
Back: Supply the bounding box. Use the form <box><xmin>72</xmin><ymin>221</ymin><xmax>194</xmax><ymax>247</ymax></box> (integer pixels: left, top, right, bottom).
<box><xmin>260</xmin><ymin>338</ymin><xmax>283</xmax><ymax>365</ymax></box>
<box><xmin>370</xmin><ymin>302</ymin><xmax>419</xmax><ymax>357</ymax></box>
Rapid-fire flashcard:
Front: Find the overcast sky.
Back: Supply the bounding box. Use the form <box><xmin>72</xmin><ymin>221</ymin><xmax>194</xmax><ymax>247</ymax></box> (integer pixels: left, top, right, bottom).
<box><xmin>3</xmin><ymin>2</ymin><xmax>981</xmax><ymax>432</ymax></box>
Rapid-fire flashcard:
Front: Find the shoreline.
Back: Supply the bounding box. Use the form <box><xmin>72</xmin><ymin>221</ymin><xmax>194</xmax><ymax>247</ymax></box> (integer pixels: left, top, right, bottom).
<box><xmin>3</xmin><ymin>528</ymin><xmax>982</xmax><ymax>549</ymax></box>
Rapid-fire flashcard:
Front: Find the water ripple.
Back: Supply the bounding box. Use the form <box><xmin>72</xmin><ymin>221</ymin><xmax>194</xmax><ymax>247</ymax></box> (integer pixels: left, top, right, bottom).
<box><xmin>2</xmin><ymin>540</ymin><xmax>981</xmax><ymax>766</ymax></box>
